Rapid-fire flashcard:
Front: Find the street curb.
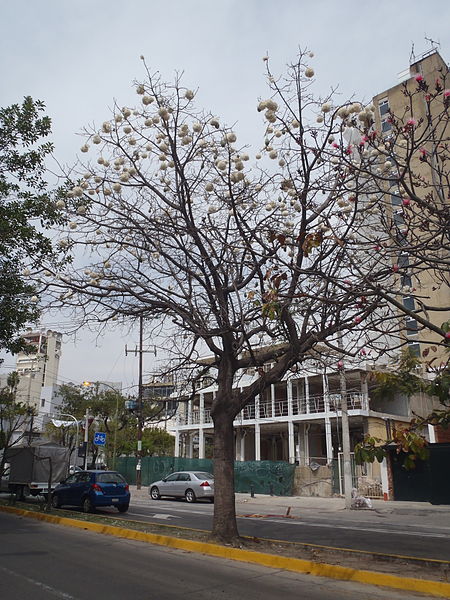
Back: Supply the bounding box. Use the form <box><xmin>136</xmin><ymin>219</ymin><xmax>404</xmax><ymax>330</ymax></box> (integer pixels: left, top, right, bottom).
<box><xmin>2</xmin><ymin>505</ymin><xmax>449</xmax><ymax>598</ymax></box>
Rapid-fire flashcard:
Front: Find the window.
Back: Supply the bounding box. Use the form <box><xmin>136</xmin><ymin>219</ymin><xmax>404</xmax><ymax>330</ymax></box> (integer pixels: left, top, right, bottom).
<box><xmin>194</xmin><ymin>473</ymin><xmax>214</xmax><ymax>480</ymax></box>
<box><xmin>41</xmin><ymin>398</ymin><xmax>45</xmax><ymax>407</ymax></box>
<box><xmin>379</xmin><ymin>99</ymin><xmax>389</xmax><ymax>117</ymax></box>
<box><xmin>405</xmin><ymin>318</ymin><xmax>419</xmax><ymax>336</ymax></box>
<box><xmin>165</xmin><ymin>473</ymin><xmax>179</xmax><ymax>482</ymax></box>
<box><xmin>97</xmin><ymin>472</ymin><xmax>125</xmax><ymax>484</ymax></box>
<box><xmin>390</xmin><ymin>193</ymin><xmax>402</xmax><ymax>207</ymax></box>
<box><xmin>408</xmin><ymin>342</ymin><xmax>420</xmax><ymax>357</ymax></box>
<box><xmin>177</xmin><ymin>473</ymin><xmax>191</xmax><ymax>481</ymax></box>
<box><xmin>379</xmin><ymin>98</ymin><xmax>392</xmax><ymax>135</ymax></box>
<box><xmin>402</xmin><ymin>296</ymin><xmax>416</xmax><ymax>311</ymax></box>
<box><xmin>401</xmin><ymin>274</ymin><xmax>412</xmax><ymax>288</ymax></box>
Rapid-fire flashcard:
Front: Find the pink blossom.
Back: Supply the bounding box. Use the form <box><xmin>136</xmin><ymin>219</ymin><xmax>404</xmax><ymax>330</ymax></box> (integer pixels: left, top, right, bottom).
<box><xmin>392</xmin><ymin>264</ymin><xmax>399</xmax><ymax>272</ymax></box>
<box><xmin>444</xmin><ymin>89</ymin><xmax>450</xmax><ymax>98</ymax></box>
<box><xmin>419</xmin><ymin>147</ymin><xmax>427</xmax><ymax>156</ymax></box>
<box><xmin>359</xmin><ymin>349</ymin><xmax>367</xmax><ymax>356</ymax></box>
<box><xmin>332</xmin><ymin>142</ymin><xmax>339</xmax><ymax>149</ymax></box>
<box><xmin>354</xmin><ymin>316</ymin><xmax>362</xmax><ymax>324</ymax></box>
<box><xmin>415</xmin><ymin>74</ymin><xmax>424</xmax><ymax>82</ymax></box>
<box><xmin>406</xmin><ymin>119</ymin><xmax>417</xmax><ymax>127</ymax></box>
<box><xmin>337</xmin><ymin>360</ymin><xmax>344</xmax><ymax>369</ymax></box>
<box><xmin>425</xmin><ymin>94</ymin><xmax>431</xmax><ymax>102</ymax></box>
<box><xmin>402</xmin><ymin>198</ymin><xmax>411</xmax><ymax>206</ymax></box>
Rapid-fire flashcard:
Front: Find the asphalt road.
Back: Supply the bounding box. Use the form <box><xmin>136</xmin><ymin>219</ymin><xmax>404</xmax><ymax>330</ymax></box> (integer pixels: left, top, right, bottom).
<box><xmin>107</xmin><ymin>497</ymin><xmax>450</xmax><ymax>561</ymax></box>
<box><xmin>0</xmin><ymin>512</ymin><xmax>430</xmax><ymax>599</ymax></box>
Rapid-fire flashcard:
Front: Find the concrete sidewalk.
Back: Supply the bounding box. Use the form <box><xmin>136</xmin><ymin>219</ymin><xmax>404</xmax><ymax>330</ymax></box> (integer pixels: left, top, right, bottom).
<box><xmin>129</xmin><ymin>485</ymin><xmax>450</xmax><ymax>517</ymax></box>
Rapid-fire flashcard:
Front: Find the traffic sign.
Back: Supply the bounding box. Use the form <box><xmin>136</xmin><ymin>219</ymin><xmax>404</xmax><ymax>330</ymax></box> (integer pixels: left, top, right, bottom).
<box><xmin>93</xmin><ymin>432</ymin><xmax>107</xmax><ymax>446</ymax></box>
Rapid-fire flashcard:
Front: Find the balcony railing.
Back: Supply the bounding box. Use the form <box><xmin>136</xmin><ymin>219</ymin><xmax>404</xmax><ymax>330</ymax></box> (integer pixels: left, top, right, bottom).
<box><xmin>177</xmin><ymin>393</ymin><xmax>369</xmax><ymax>426</ymax></box>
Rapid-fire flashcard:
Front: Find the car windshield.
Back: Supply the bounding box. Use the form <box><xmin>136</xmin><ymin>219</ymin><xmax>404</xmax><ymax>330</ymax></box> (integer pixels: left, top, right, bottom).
<box><xmin>193</xmin><ymin>473</ymin><xmax>214</xmax><ymax>480</ymax></box>
<box><xmin>96</xmin><ymin>472</ymin><xmax>126</xmax><ymax>484</ymax></box>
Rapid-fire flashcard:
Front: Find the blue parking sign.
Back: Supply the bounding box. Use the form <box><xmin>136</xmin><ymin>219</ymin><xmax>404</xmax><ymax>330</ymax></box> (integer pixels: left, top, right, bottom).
<box><xmin>94</xmin><ymin>432</ymin><xmax>107</xmax><ymax>446</ymax></box>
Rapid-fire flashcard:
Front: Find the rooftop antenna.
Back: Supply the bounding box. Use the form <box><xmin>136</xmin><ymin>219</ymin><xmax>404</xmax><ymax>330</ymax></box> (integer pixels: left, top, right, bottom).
<box><xmin>409</xmin><ymin>42</ymin><xmax>416</xmax><ymax>64</ymax></box>
<box><xmin>424</xmin><ymin>36</ymin><xmax>440</xmax><ymax>51</ymax></box>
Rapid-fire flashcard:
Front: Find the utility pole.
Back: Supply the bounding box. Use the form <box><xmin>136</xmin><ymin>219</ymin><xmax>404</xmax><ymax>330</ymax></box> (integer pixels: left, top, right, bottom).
<box><xmin>83</xmin><ymin>409</ymin><xmax>90</xmax><ymax>470</ymax></box>
<box><xmin>338</xmin><ymin>355</ymin><xmax>353</xmax><ymax>509</ymax></box>
<box><xmin>125</xmin><ymin>316</ymin><xmax>156</xmax><ymax>489</ymax></box>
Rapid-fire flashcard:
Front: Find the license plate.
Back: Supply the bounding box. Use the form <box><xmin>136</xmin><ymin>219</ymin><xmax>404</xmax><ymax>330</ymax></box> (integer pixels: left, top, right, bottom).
<box><xmin>112</xmin><ymin>498</ymin><xmax>119</xmax><ymax>502</ymax></box>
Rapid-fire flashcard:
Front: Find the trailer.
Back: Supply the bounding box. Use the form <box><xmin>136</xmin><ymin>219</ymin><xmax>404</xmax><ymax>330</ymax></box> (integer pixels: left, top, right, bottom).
<box><xmin>4</xmin><ymin>443</ymin><xmax>71</xmax><ymax>499</ymax></box>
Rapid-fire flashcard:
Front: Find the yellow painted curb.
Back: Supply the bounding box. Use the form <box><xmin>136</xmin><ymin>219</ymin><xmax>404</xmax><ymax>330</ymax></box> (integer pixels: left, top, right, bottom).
<box><xmin>2</xmin><ymin>505</ymin><xmax>449</xmax><ymax>598</ymax></box>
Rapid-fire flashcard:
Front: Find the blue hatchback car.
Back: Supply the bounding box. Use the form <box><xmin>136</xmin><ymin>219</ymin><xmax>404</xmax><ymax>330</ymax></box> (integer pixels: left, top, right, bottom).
<box><xmin>51</xmin><ymin>470</ymin><xmax>130</xmax><ymax>513</ymax></box>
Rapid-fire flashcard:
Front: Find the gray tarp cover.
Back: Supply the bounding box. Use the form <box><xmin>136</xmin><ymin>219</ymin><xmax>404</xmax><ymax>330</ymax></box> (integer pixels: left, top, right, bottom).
<box><xmin>5</xmin><ymin>444</ymin><xmax>70</xmax><ymax>484</ymax></box>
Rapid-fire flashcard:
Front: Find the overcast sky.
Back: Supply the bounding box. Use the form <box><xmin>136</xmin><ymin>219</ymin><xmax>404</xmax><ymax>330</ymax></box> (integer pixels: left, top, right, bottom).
<box><xmin>1</xmin><ymin>0</ymin><xmax>449</xmax><ymax>393</ymax></box>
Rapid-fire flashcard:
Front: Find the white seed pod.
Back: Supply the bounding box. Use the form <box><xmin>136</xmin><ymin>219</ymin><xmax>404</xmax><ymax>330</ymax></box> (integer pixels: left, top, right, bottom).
<box><xmin>77</xmin><ymin>205</ymin><xmax>87</xmax><ymax>215</ymax></box>
<box><xmin>136</xmin><ymin>84</ymin><xmax>145</xmax><ymax>95</ymax></box>
<box><xmin>102</xmin><ymin>122</ymin><xmax>112</xmax><ymax>133</ymax></box>
<box><xmin>123</xmin><ymin>126</ymin><xmax>132</xmax><ymax>134</ymax></box>
<box><xmin>184</xmin><ymin>90</ymin><xmax>194</xmax><ymax>100</ymax></box>
<box><xmin>226</xmin><ymin>132</ymin><xmax>237</xmax><ymax>143</ymax></box>
<box><xmin>265</xmin><ymin>99</ymin><xmax>278</xmax><ymax>112</ymax></box>
<box><xmin>113</xmin><ymin>183</ymin><xmax>122</xmax><ymax>192</ymax></box>
<box><xmin>205</xmin><ymin>182</ymin><xmax>214</xmax><ymax>192</ymax></box>
<box><xmin>321</xmin><ymin>103</ymin><xmax>331</xmax><ymax>113</ymax></box>
<box><xmin>152</xmin><ymin>116</ymin><xmax>160</xmax><ymax>124</ymax></box>
<box><xmin>73</xmin><ymin>186</ymin><xmax>84</xmax><ymax>197</ymax></box>
<box><xmin>104</xmin><ymin>189</ymin><xmax>112</xmax><ymax>196</ymax></box>
<box><xmin>305</xmin><ymin>67</ymin><xmax>314</xmax><ymax>78</ymax></box>
<box><xmin>216</xmin><ymin>160</ymin><xmax>227</xmax><ymax>171</ymax></box>
<box><xmin>269</xmin><ymin>150</ymin><xmax>278</xmax><ymax>159</ymax></box>
<box><xmin>56</xmin><ymin>199</ymin><xmax>66</xmax><ymax>209</ymax></box>
<box><xmin>128</xmin><ymin>137</ymin><xmax>136</xmax><ymax>146</ymax></box>
<box><xmin>210</xmin><ymin>118</ymin><xmax>220</xmax><ymax>128</ymax></box>
<box><xmin>80</xmin><ymin>144</ymin><xmax>89</xmax><ymax>153</ymax></box>
<box><xmin>255</xmin><ymin>154</ymin><xmax>262</xmax><ymax>160</ymax></box>
<box><xmin>122</xmin><ymin>107</ymin><xmax>131</xmax><ymax>117</ymax></box>
<box><xmin>69</xmin><ymin>221</ymin><xmax>77</xmax><ymax>229</ymax></box>
<box><xmin>193</xmin><ymin>123</ymin><xmax>202</xmax><ymax>132</ymax></box>
<box><xmin>92</xmin><ymin>135</ymin><xmax>101</xmax><ymax>144</ymax></box>
<box><xmin>115</xmin><ymin>114</ymin><xmax>123</xmax><ymax>123</ymax></box>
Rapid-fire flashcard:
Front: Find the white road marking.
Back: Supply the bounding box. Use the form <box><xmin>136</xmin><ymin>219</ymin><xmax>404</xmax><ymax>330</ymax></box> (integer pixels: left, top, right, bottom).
<box><xmin>0</xmin><ymin>565</ymin><xmax>77</xmax><ymax>599</ymax></box>
<box><xmin>128</xmin><ymin>511</ymin><xmax>181</xmax><ymax>520</ymax></box>
<box><xmin>259</xmin><ymin>518</ymin><xmax>448</xmax><ymax>538</ymax></box>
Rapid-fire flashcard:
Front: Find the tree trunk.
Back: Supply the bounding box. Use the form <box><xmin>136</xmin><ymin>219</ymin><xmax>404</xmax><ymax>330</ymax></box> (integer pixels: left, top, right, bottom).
<box><xmin>212</xmin><ymin>409</ymin><xmax>239</xmax><ymax>542</ymax></box>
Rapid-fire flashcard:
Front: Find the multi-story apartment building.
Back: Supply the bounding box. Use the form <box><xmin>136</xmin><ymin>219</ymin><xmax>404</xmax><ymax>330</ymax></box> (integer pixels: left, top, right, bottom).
<box><xmin>372</xmin><ymin>49</ymin><xmax>450</xmax><ymax>362</ymax></box>
<box><xmin>15</xmin><ymin>329</ymin><xmax>62</xmax><ymax>411</ymax></box>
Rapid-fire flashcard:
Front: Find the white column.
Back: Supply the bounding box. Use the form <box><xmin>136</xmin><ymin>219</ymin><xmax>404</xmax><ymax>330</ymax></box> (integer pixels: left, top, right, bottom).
<box><xmin>199</xmin><ymin>393</ymin><xmax>204</xmax><ymax>424</ymax></box>
<box><xmin>428</xmin><ymin>424</ymin><xmax>437</xmax><ymax>443</ymax></box>
<box><xmin>187</xmin><ymin>434</ymin><xmax>193</xmax><ymax>458</ymax></box>
<box><xmin>174</xmin><ymin>431</ymin><xmax>180</xmax><ymax>457</ymax></box>
<box><xmin>305</xmin><ymin>376</ymin><xmax>310</xmax><ymax>414</ymax></box>
<box><xmin>288</xmin><ymin>421</ymin><xmax>295</xmax><ymax>464</ymax></box>
<box><xmin>325</xmin><ymin>418</ymin><xmax>333</xmax><ymax>465</ymax></box>
<box><xmin>255</xmin><ymin>423</ymin><xmax>261</xmax><ymax>461</ymax></box>
<box><xmin>304</xmin><ymin>423</ymin><xmax>310</xmax><ymax>465</ymax></box>
<box><xmin>188</xmin><ymin>399</ymin><xmax>193</xmax><ymax>425</ymax></box>
<box><xmin>255</xmin><ymin>394</ymin><xmax>260</xmax><ymax>420</ymax></box>
<box><xmin>235</xmin><ymin>429</ymin><xmax>242</xmax><ymax>461</ymax></box>
<box><xmin>271</xmin><ymin>384</ymin><xmax>275</xmax><ymax>418</ymax></box>
<box><xmin>198</xmin><ymin>428</ymin><xmax>205</xmax><ymax>459</ymax></box>
<box><xmin>287</xmin><ymin>379</ymin><xmax>293</xmax><ymax>417</ymax></box>
<box><xmin>240</xmin><ymin>430</ymin><xmax>246</xmax><ymax>461</ymax></box>
<box><xmin>380</xmin><ymin>457</ymin><xmax>389</xmax><ymax>500</ymax></box>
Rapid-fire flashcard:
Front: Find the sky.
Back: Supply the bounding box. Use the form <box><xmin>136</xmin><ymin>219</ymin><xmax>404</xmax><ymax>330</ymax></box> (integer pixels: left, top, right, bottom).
<box><xmin>1</xmin><ymin>0</ymin><xmax>449</xmax><ymax>393</ymax></box>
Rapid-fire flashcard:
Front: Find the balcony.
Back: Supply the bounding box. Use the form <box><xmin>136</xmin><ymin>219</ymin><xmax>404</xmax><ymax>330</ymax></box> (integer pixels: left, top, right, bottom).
<box><xmin>176</xmin><ymin>393</ymin><xmax>369</xmax><ymax>427</ymax></box>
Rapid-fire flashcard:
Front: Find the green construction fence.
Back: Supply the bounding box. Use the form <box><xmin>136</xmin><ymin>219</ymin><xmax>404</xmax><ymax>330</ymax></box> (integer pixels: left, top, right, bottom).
<box><xmin>116</xmin><ymin>456</ymin><xmax>295</xmax><ymax>496</ymax></box>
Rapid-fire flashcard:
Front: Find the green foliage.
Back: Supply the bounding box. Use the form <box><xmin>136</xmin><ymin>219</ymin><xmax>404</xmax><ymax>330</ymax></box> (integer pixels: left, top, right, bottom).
<box><xmin>369</xmin><ymin>349</ymin><xmax>425</xmax><ymax>402</ymax></box>
<box><xmin>48</xmin><ymin>384</ymin><xmax>173</xmax><ymax>466</ymax></box>
<box><xmin>0</xmin><ymin>97</ymin><xmax>65</xmax><ymax>353</ymax></box>
<box><xmin>0</xmin><ymin>372</ymin><xmax>37</xmax><ymax>475</ymax></box>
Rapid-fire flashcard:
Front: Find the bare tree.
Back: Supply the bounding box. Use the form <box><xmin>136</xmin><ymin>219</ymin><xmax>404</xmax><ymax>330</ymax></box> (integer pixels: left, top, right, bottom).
<box><xmin>35</xmin><ymin>51</ymin><xmax>449</xmax><ymax>541</ymax></box>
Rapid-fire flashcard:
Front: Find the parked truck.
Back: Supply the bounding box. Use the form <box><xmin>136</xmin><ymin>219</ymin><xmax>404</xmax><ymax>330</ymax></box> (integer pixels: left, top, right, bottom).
<box><xmin>4</xmin><ymin>442</ymin><xmax>71</xmax><ymax>500</ymax></box>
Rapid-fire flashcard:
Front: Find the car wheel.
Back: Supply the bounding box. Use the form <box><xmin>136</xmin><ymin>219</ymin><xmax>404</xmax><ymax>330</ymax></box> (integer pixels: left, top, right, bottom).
<box><xmin>185</xmin><ymin>489</ymin><xmax>196</xmax><ymax>503</ymax></box>
<box><xmin>82</xmin><ymin>497</ymin><xmax>95</xmax><ymax>513</ymax></box>
<box><xmin>150</xmin><ymin>486</ymin><xmax>160</xmax><ymax>500</ymax></box>
<box><xmin>117</xmin><ymin>504</ymin><xmax>129</xmax><ymax>513</ymax></box>
<box><xmin>51</xmin><ymin>494</ymin><xmax>62</xmax><ymax>509</ymax></box>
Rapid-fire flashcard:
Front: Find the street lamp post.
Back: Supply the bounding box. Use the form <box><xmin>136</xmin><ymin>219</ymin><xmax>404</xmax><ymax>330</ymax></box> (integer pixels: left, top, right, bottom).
<box><xmin>53</xmin><ymin>412</ymin><xmax>79</xmax><ymax>468</ymax></box>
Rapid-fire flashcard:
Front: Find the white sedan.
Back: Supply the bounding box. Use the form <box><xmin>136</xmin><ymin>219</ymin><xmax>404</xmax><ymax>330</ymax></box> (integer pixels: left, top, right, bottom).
<box><xmin>149</xmin><ymin>471</ymin><xmax>214</xmax><ymax>503</ymax></box>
